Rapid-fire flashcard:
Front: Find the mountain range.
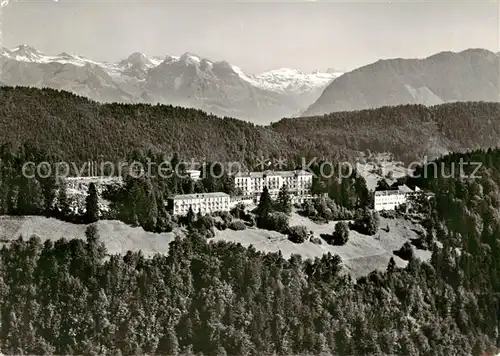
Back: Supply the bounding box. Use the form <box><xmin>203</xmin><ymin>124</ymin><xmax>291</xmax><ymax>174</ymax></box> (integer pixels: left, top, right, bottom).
<box><xmin>1</xmin><ymin>45</ymin><xmax>498</xmax><ymax>123</ymax></box>
<box><xmin>303</xmin><ymin>48</ymin><xmax>500</xmax><ymax>116</ymax></box>
<box><xmin>0</xmin><ymin>45</ymin><xmax>342</xmax><ymax>124</ymax></box>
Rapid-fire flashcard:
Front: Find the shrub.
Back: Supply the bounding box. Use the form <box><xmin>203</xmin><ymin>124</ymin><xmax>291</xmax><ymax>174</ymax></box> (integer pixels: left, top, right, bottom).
<box><xmin>228</xmin><ymin>220</ymin><xmax>246</xmax><ymax>231</ymax></box>
<box><xmin>288</xmin><ymin>225</ymin><xmax>308</xmax><ymax>244</ymax></box>
<box><xmin>350</xmin><ymin>209</ymin><xmax>380</xmax><ymax>235</ymax></box>
<box><xmin>245</xmin><ymin>215</ymin><xmax>256</xmax><ymax>227</ymax></box>
<box><xmin>300</xmin><ymin>196</ymin><xmax>354</xmax><ymax>221</ymax></box>
<box><xmin>196</xmin><ymin>215</ymin><xmax>215</xmax><ymax>231</ymax></box>
<box><xmin>230</xmin><ymin>203</ymin><xmax>246</xmax><ymax>219</ymax></box>
<box><xmin>258</xmin><ymin>211</ymin><xmax>290</xmax><ymax>233</ymax></box>
<box><xmin>310</xmin><ymin>236</ymin><xmax>322</xmax><ymax>245</ymax></box>
<box><xmin>300</xmin><ymin>200</ymin><xmax>317</xmax><ymax>217</ymax></box>
<box><xmin>394</xmin><ymin>241</ymin><xmax>415</xmax><ymax>261</ymax></box>
<box><xmin>332</xmin><ymin>221</ymin><xmax>349</xmax><ymax>245</ymax></box>
<box><xmin>155</xmin><ymin>216</ymin><xmax>174</xmax><ymax>233</ymax></box>
<box><xmin>395</xmin><ymin>203</ymin><xmax>408</xmax><ymax>215</ymax></box>
<box><xmin>214</xmin><ymin>217</ymin><xmax>227</xmax><ymax>231</ymax></box>
<box><xmin>215</xmin><ymin>211</ymin><xmax>233</xmax><ymax>225</ymax></box>
<box><xmin>380</xmin><ymin>210</ymin><xmax>396</xmax><ymax>219</ymax></box>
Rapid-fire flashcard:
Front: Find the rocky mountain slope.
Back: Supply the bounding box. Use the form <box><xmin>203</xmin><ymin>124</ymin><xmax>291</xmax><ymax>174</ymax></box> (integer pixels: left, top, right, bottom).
<box><xmin>0</xmin><ymin>45</ymin><xmax>341</xmax><ymax>123</ymax></box>
<box><xmin>303</xmin><ymin>49</ymin><xmax>500</xmax><ymax>116</ymax></box>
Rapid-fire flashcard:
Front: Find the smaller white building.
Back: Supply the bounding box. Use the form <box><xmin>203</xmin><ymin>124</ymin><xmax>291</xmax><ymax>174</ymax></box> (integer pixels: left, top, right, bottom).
<box><xmin>167</xmin><ymin>192</ymin><xmax>230</xmax><ymax>216</ymax></box>
<box><xmin>230</xmin><ymin>196</ymin><xmax>255</xmax><ymax>209</ymax></box>
<box><xmin>374</xmin><ymin>184</ymin><xmax>420</xmax><ymax>211</ymax></box>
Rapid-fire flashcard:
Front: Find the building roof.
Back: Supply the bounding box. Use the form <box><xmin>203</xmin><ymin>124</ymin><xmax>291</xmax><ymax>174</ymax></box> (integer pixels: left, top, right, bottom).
<box><xmin>235</xmin><ymin>170</ymin><xmax>313</xmax><ymax>178</ymax></box>
<box><xmin>374</xmin><ymin>190</ymin><xmax>402</xmax><ymax>196</ymax></box>
<box><xmin>64</xmin><ymin>176</ymin><xmax>124</xmax><ymax>183</ymax></box>
<box><xmin>374</xmin><ymin>184</ymin><xmax>419</xmax><ymax>196</ymax></box>
<box><xmin>169</xmin><ymin>192</ymin><xmax>229</xmax><ymax>200</ymax></box>
<box><xmin>398</xmin><ymin>184</ymin><xmax>414</xmax><ymax>193</ymax></box>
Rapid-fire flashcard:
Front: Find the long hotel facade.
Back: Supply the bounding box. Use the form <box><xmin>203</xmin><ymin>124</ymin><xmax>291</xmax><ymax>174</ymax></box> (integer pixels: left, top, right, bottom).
<box><xmin>167</xmin><ymin>192</ymin><xmax>231</xmax><ymax>216</ymax></box>
<box><xmin>234</xmin><ymin>170</ymin><xmax>314</xmax><ymax>204</ymax></box>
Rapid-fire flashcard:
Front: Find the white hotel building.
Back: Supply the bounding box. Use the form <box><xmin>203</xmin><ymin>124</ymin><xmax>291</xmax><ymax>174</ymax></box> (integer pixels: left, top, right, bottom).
<box><xmin>167</xmin><ymin>192</ymin><xmax>230</xmax><ymax>216</ymax></box>
<box><xmin>374</xmin><ymin>184</ymin><xmax>420</xmax><ymax>211</ymax></box>
<box><xmin>234</xmin><ymin>170</ymin><xmax>314</xmax><ymax>204</ymax></box>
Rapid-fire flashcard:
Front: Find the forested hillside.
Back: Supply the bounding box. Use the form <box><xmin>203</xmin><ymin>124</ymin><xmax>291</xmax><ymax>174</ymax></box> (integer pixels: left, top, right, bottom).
<box><xmin>273</xmin><ymin>102</ymin><xmax>500</xmax><ymax>163</ymax></box>
<box><xmin>0</xmin><ymin>149</ymin><xmax>499</xmax><ymax>355</ymax></box>
<box><xmin>0</xmin><ymin>87</ymin><xmax>499</xmax><ymax>164</ymax></box>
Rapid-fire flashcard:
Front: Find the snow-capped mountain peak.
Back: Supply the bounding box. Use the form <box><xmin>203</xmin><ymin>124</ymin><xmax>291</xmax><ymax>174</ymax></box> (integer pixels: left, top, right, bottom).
<box><xmin>0</xmin><ymin>44</ymin><xmax>344</xmax><ymax>123</ymax></box>
<box><xmin>57</xmin><ymin>52</ymin><xmax>75</xmax><ymax>58</ymax></box>
<box><xmin>151</xmin><ymin>56</ymin><xmax>164</xmax><ymax>65</ymax></box>
<box><xmin>212</xmin><ymin>60</ymin><xmax>236</xmax><ymax>73</ymax></box>
<box><xmin>11</xmin><ymin>44</ymin><xmax>38</xmax><ymax>53</ymax></box>
<box><xmin>0</xmin><ymin>44</ymin><xmax>342</xmax><ymax>94</ymax></box>
<box><xmin>123</xmin><ymin>52</ymin><xmax>148</xmax><ymax>65</ymax></box>
<box><xmin>119</xmin><ymin>52</ymin><xmax>160</xmax><ymax>70</ymax></box>
<box><xmin>264</xmin><ymin>67</ymin><xmax>304</xmax><ymax>76</ymax></box>
<box><xmin>7</xmin><ymin>44</ymin><xmax>45</xmax><ymax>62</ymax></box>
<box><xmin>179</xmin><ymin>52</ymin><xmax>203</xmax><ymax>66</ymax></box>
<box><xmin>247</xmin><ymin>67</ymin><xmax>341</xmax><ymax>94</ymax></box>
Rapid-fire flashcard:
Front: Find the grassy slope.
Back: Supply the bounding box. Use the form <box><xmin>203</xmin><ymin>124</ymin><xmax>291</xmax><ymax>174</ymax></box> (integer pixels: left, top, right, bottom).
<box><xmin>0</xmin><ymin>214</ymin><xmax>430</xmax><ymax>278</ymax></box>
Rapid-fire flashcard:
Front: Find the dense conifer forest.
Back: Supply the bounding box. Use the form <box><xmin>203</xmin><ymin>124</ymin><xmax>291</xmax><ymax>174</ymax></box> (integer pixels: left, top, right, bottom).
<box><xmin>0</xmin><ymin>148</ymin><xmax>499</xmax><ymax>354</ymax></box>
<box><xmin>0</xmin><ymin>87</ymin><xmax>499</xmax><ymax>165</ymax></box>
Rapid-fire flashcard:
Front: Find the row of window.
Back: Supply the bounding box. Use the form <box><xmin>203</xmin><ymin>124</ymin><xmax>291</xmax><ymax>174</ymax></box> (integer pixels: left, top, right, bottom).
<box><xmin>176</xmin><ymin>201</ymin><xmax>228</xmax><ymax>205</ymax></box>
<box><xmin>375</xmin><ymin>195</ymin><xmax>406</xmax><ymax>200</ymax></box>
<box><xmin>236</xmin><ymin>183</ymin><xmax>311</xmax><ymax>189</ymax></box>
<box><xmin>235</xmin><ymin>178</ymin><xmax>312</xmax><ymax>182</ymax></box>
<box><xmin>176</xmin><ymin>204</ymin><xmax>227</xmax><ymax>210</ymax></box>
<box><xmin>175</xmin><ymin>199</ymin><xmax>229</xmax><ymax>204</ymax></box>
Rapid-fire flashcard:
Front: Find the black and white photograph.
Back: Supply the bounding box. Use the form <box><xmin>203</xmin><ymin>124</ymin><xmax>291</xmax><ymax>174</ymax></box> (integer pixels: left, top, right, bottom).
<box><xmin>0</xmin><ymin>0</ymin><xmax>499</xmax><ymax>355</ymax></box>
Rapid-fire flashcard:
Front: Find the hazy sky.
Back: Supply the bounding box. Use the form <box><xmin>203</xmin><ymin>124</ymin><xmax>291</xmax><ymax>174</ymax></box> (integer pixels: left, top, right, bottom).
<box><xmin>2</xmin><ymin>0</ymin><xmax>499</xmax><ymax>73</ymax></box>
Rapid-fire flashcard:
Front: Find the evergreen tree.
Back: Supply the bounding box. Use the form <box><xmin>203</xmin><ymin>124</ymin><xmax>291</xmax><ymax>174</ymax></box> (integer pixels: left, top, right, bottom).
<box><xmin>17</xmin><ymin>177</ymin><xmax>45</xmax><ymax>215</ymax></box>
<box><xmin>368</xmin><ymin>211</ymin><xmax>380</xmax><ymax>235</ymax></box>
<box><xmin>157</xmin><ymin>327</ymin><xmax>180</xmax><ymax>355</ymax></box>
<box><xmin>387</xmin><ymin>257</ymin><xmax>396</xmax><ymax>273</ymax></box>
<box><xmin>275</xmin><ymin>185</ymin><xmax>292</xmax><ymax>215</ymax></box>
<box><xmin>375</xmin><ymin>179</ymin><xmax>391</xmax><ymax>191</ymax></box>
<box><xmin>136</xmin><ymin>179</ymin><xmax>158</xmax><ymax>231</ymax></box>
<box><xmin>256</xmin><ymin>186</ymin><xmax>273</xmax><ymax>218</ymax></box>
<box><xmin>56</xmin><ymin>183</ymin><xmax>72</xmax><ymax>219</ymax></box>
<box><xmin>85</xmin><ymin>183</ymin><xmax>100</xmax><ymax>223</ymax></box>
<box><xmin>186</xmin><ymin>206</ymin><xmax>196</xmax><ymax>227</ymax></box>
<box><xmin>354</xmin><ymin>175</ymin><xmax>371</xmax><ymax>208</ymax></box>
<box><xmin>332</xmin><ymin>221</ymin><xmax>349</xmax><ymax>245</ymax></box>
<box><xmin>85</xmin><ymin>224</ymin><xmax>99</xmax><ymax>246</ymax></box>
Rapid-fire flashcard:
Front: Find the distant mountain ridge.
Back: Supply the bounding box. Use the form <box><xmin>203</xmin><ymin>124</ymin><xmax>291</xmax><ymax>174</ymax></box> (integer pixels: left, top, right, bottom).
<box><xmin>0</xmin><ymin>45</ymin><xmax>341</xmax><ymax>123</ymax></box>
<box><xmin>302</xmin><ymin>48</ymin><xmax>500</xmax><ymax>116</ymax></box>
